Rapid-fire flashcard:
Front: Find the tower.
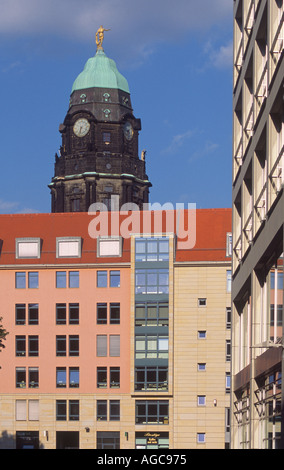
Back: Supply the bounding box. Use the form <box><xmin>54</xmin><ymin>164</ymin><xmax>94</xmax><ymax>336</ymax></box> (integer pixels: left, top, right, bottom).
<box><xmin>49</xmin><ymin>27</ymin><xmax>151</xmax><ymax>212</ymax></box>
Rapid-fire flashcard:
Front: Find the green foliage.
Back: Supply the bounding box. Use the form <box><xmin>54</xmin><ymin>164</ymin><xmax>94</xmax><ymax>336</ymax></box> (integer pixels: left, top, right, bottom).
<box><xmin>0</xmin><ymin>316</ymin><xmax>8</xmax><ymax>352</ymax></box>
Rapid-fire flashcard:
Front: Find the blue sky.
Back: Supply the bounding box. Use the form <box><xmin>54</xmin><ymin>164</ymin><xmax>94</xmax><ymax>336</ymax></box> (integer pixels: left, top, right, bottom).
<box><xmin>0</xmin><ymin>0</ymin><xmax>233</xmax><ymax>213</ymax></box>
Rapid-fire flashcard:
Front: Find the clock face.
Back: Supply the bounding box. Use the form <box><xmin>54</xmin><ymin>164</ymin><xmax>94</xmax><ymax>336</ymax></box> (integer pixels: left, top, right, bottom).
<box><xmin>73</xmin><ymin>118</ymin><xmax>90</xmax><ymax>137</ymax></box>
<box><xmin>123</xmin><ymin>121</ymin><xmax>134</xmax><ymax>141</ymax></box>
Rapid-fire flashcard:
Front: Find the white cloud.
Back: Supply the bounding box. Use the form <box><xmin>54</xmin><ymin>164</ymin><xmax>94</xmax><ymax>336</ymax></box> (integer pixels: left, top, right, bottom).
<box><xmin>161</xmin><ymin>129</ymin><xmax>196</xmax><ymax>155</ymax></box>
<box><xmin>0</xmin><ymin>199</ymin><xmax>38</xmax><ymax>214</ymax></box>
<box><xmin>0</xmin><ymin>0</ymin><xmax>232</xmax><ymax>62</ymax></box>
<box><xmin>204</xmin><ymin>40</ymin><xmax>233</xmax><ymax>69</ymax></box>
<box><xmin>188</xmin><ymin>141</ymin><xmax>219</xmax><ymax>162</ymax></box>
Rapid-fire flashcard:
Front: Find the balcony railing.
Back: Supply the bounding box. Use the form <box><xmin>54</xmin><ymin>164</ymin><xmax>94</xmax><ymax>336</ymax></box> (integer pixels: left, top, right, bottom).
<box><xmin>271</xmin><ymin>10</ymin><xmax>284</xmax><ymax>67</ymax></box>
<box><xmin>254</xmin><ymin>182</ymin><xmax>267</xmax><ymax>225</ymax></box>
<box><xmin>269</xmin><ymin>145</ymin><xmax>284</xmax><ymax>196</ymax></box>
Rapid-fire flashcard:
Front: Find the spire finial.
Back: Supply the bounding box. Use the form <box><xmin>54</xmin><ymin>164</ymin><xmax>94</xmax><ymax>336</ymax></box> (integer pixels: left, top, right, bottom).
<box><xmin>96</xmin><ymin>25</ymin><xmax>111</xmax><ymax>51</ymax></box>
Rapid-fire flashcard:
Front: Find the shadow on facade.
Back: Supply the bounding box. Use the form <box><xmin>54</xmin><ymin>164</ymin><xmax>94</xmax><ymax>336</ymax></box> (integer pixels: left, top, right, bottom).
<box><xmin>0</xmin><ymin>430</ymin><xmax>44</xmax><ymax>449</ymax></box>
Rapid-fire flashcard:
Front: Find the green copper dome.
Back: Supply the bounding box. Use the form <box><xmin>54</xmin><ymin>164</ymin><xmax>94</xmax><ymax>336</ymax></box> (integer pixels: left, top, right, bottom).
<box><xmin>71</xmin><ymin>49</ymin><xmax>130</xmax><ymax>94</ymax></box>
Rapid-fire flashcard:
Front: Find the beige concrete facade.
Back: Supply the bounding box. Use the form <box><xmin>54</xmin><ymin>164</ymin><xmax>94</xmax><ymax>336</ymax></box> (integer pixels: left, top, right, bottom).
<box><xmin>172</xmin><ymin>263</ymin><xmax>231</xmax><ymax>448</ymax></box>
<box><xmin>232</xmin><ymin>0</ymin><xmax>284</xmax><ymax>449</ymax></box>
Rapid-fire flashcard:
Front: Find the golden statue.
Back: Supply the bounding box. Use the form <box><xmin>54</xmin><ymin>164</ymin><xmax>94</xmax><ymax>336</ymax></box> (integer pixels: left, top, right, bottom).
<box><xmin>96</xmin><ymin>25</ymin><xmax>110</xmax><ymax>50</ymax></box>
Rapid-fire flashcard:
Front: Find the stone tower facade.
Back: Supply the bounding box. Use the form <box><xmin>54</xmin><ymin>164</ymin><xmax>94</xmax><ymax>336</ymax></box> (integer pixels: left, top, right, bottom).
<box><xmin>49</xmin><ymin>36</ymin><xmax>151</xmax><ymax>212</ymax></box>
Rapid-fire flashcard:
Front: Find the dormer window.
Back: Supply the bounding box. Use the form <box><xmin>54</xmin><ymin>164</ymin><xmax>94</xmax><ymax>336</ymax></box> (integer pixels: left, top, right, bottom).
<box><xmin>16</xmin><ymin>238</ymin><xmax>41</xmax><ymax>259</ymax></box>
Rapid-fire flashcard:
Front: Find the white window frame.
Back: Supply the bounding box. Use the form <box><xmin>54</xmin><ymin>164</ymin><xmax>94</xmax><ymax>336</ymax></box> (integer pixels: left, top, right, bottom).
<box><xmin>56</xmin><ymin>237</ymin><xmax>82</xmax><ymax>258</ymax></box>
<box><xmin>197</xmin><ymin>433</ymin><xmax>206</xmax><ymax>443</ymax></box>
<box><xmin>197</xmin><ymin>395</ymin><xmax>206</xmax><ymax>406</ymax></box>
<box><xmin>226</xmin><ymin>232</ymin><xmax>232</xmax><ymax>256</ymax></box>
<box><xmin>16</xmin><ymin>238</ymin><xmax>41</xmax><ymax>259</ymax></box>
<box><xmin>198</xmin><ymin>330</ymin><xmax>207</xmax><ymax>339</ymax></box>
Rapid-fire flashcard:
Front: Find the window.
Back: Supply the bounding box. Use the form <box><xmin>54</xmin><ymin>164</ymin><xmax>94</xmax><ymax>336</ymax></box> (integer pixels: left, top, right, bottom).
<box><xmin>56</xmin><ymin>400</ymin><xmax>67</xmax><ymax>421</ymax></box>
<box><xmin>69</xmin><ymin>335</ymin><xmax>79</xmax><ymax>356</ymax></box>
<box><xmin>72</xmin><ymin>199</ymin><xmax>80</xmax><ymax>212</ymax></box>
<box><xmin>69</xmin><ymin>303</ymin><xmax>79</xmax><ymax>324</ymax></box>
<box><xmin>198</xmin><ymin>363</ymin><xmax>206</xmax><ymax>371</ymax></box>
<box><xmin>28</xmin><ymin>336</ymin><xmax>38</xmax><ymax>357</ymax></box>
<box><xmin>97</xmin><ymin>237</ymin><xmax>122</xmax><ymax>257</ymax></box>
<box><xmin>226</xmin><ymin>373</ymin><xmax>231</xmax><ymax>392</ymax></box>
<box><xmin>16</xmin><ymin>272</ymin><xmax>39</xmax><ymax>289</ymax></box>
<box><xmin>56</xmin><ymin>367</ymin><xmax>79</xmax><ymax>388</ymax></box>
<box><xmin>69</xmin><ymin>271</ymin><xmax>79</xmax><ymax>288</ymax></box>
<box><xmin>56</xmin><ymin>237</ymin><xmax>81</xmax><ymax>258</ymax></box>
<box><xmin>16</xmin><ymin>368</ymin><xmax>26</xmax><ymax>388</ymax></box>
<box><xmin>28</xmin><ymin>400</ymin><xmax>39</xmax><ymax>421</ymax></box>
<box><xmin>16</xmin><ymin>304</ymin><xmax>39</xmax><ymax>325</ymax></box>
<box><xmin>56</xmin><ymin>304</ymin><xmax>66</xmax><ymax>325</ymax></box>
<box><xmin>135</xmin><ymin>432</ymin><xmax>169</xmax><ymax>449</ymax></box>
<box><xmin>16</xmin><ymin>400</ymin><xmax>27</xmax><ymax>421</ymax></box>
<box><xmin>197</xmin><ymin>396</ymin><xmax>206</xmax><ymax>406</ymax></box>
<box><xmin>15</xmin><ymin>272</ymin><xmax>26</xmax><ymax>289</ymax></box>
<box><xmin>56</xmin><ymin>271</ymin><xmax>80</xmax><ymax>288</ymax></box>
<box><xmin>97</xmin><ymin>270</ymin><xmax>107</xmax><ymax>288</ymax></box>
<box><xmin>198</xmin><ymin>331</ymin><xmax>207</xmax><ymax>339</ymax></box>
<box><xmin>16</xmin><ymin>336</ymin><xmax>26</xmax><ymax>356</ymax></box>
<box><xmin>226</xmin><ymin>232</ymin><xmax>232</xmax><ymax>256</ymax></box>
<box><xmin>227</xmin><ymin>270</ymin><xmax>232</xmax><ymax>292</ymax></box>
<box><xmin>110</xmin><ymin>303</ymin><xmax>120</xmax><ymax>324</ymax></box>
<box><xmin>16</xmin><ymin>238</ymin><xmax>40</xmax><ymax>259</ymax></box>
<box><xmin>97</xmin><ymin>303</ymin><xmax>107</xmax><ymax>324</ymax></box>
<box><xmin>135</xmin><ymin>367</ymin><xmax>168</xmax><ymax>391</ymax></box>
<box><xmin>109</xmin><ymin>335</ymin><xmax>120</xmax><ymax>357</ymax></box>
<box><xmin>135</xmin><ymin>238</ymin><xmax>169</xmax><ymax>262</ymax></box>
<box><xmin>56</xmin><ymin>368</ymin><xmax>66</xmax><ymax>388</ymax></box>
<box><xmin>226</xmin><ymin>340</ymin><xmax>231</xmax><ymax>361</ymax></box>
<box><xmin>28</xmin><ymin>272</ymin><xmax>39</xmax><ymax>289</ymax></box>
<box><xmin>97</xmin><ymin>335</ymin><xmax>107</xmax><ymax>357</ymax></box>
<box><xmin>97</xmin><ymin>367</ymin><xmax>107</xmax><ymax>388</ymax></box>
<box><xmin>110</xmin><ymin>400</ymin><xmax>120</xmax><ymax>421</ymax></box>
<box><xmin>110</xmin><ymin>367</ymin><xmax>120</xmax><ymax>388</ymax></box>
<box><xmin>28</xmin><ymin>304</ymin><xmax>39</xmax><ymax>325</ymax></box>
<box><xmin>56</xmin><ymin>336</ymin><xmax>66</xmax><ymax>356</ymax></box>
<box><xmin>56</xmin><ymin>400</ymin><xmax>79</xmax><ymax>421</ymax></box>
<box><xmin>16</xmin><ymin>368</ymin><xmax>39</xmax><ymax>388</ymax></box>
<box><xmin>110</xmin><ymin>270</ymin><xmax>120</xmax><ymax>287</ymax></box>
<box><xmin>97</xmin><ymin>432</ymin><xmax>120</xmax><ymax>450</ymax></box>
<box><xmin>69</xmin><ymin>367</ymin><xmax>79</xmax><ymax>388</ymax></box>
<box><xmin>197</xmin><ymin>433</ymin><xmax>206</xmax><ymax>443</ymax></box>
<box><xmin>97</xmin><ymin>400</ymin><xmax>107</xmax><ymax>421</ymax></box>
<box><xmin>16</xmin><ymin>336</ymin><xmax>38</xmax><ymax>357</ymax></box>
<box><xmin>16</xmin><ymin>304</ymin><xmax>26</xmax><ymax>325</ymax></box>
<box><xmin>16</xmin><ymin>400</ymin><xmax>39</xmax><ymax>421</ymax></box>
<box><xmin>135</xmin><ymin>335</ymin><xmax>168</xmax><ymax>359</ymax></box>
<box><xmin>69</xmin><ymin>400</ymin><xmax>79</xmax><ymax>421</ymax></box>
<box><xmin>29</xmin><ymin>368</ymin><xmax>39</xmax><ymax>388</ymax></box>
<box><xmin>198</xmin><ymin>298</ymin><xmax>207</xmax><ymax>307</ymax></box>
<box><xmin>97</xmin><ymin>303</ymin><xmax>120</xmax><ymax>324</ymax></box>
<box><xmin>135</xmin><ymin>400</ymin><xmax>169</xmax><ymax>425</ymax></box>
<box><xmin>56</xmin><ymin>271</ymin><xmax>66</xmax><ymax>288</ymax></box>
<box><xmin>103</xmin><ymin>132</ymin><xmax>111</xmax><ymax>144</ymax></box>
<box><xmin>135</xmin><ymin>302</ymin><xmax>169</xmax><ymax>327</ymax></box>
<box><xmin>56</xmin><ymin>303</ymin><xmax>79</xmax><ymax>325</ymax></box>
<box><xmin>226</xmin><ymin>307</ymin><xmax>231</xmax><ymax>329</ymax></box>
<box><xmin>135</xmin><ymin>269</ymin><xmax>169</xmax><ymax>294</ymax></box>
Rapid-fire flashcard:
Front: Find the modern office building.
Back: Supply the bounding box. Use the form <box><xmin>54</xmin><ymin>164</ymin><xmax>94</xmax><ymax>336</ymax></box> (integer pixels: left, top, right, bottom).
<box><xmin>0</xmin><ymin>208</ymin><xmax>232</xmax><ymax>449</ymax></box>
<box><xmin>232</xmin><ymin>0</ymin><xmax>284</xmax><ymax>449</ymax></box>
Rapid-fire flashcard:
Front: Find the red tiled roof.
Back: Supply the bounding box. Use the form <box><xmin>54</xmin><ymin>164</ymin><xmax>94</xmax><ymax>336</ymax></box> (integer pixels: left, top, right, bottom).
<box><xmin>0</xmin><ymin>208</ymin><xmax>231</xmax><ymax>265</ymax></box>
